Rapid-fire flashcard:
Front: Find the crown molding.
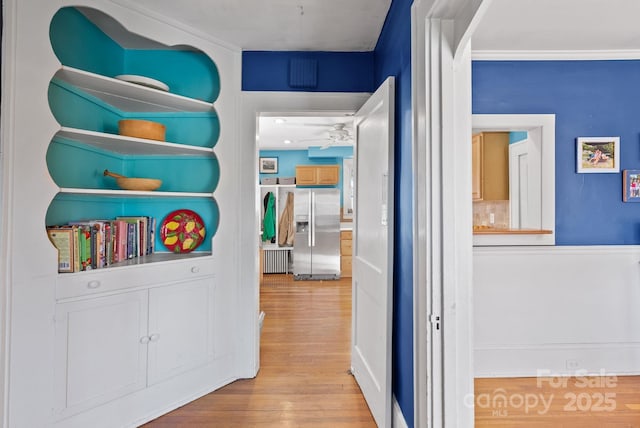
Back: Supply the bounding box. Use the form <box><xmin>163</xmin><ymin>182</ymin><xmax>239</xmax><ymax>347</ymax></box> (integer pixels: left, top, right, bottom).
<box><xmin>472</xmin><ymin>49</ymin><xmax>640</xmax><ymax>61</ymax></box>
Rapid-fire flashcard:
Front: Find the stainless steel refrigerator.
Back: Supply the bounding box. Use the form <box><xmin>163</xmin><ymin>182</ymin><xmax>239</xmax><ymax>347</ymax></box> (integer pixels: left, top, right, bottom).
<box><xmin>293</xmin><ymin>188</ymin><xmax>341</xmax><ymax>280</ymax></box>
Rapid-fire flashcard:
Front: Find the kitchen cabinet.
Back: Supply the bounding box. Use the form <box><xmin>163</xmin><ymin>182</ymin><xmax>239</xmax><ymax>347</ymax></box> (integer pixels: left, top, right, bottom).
<box><xmin>296</xmin><ymin>165</ymin><xmax>340</xmax><ymax>185</ymax></box>
<box><xmin>53</xmin><ymin>290</ymin><xmax>149</xmax><ymax>418</ymax></box>
<box><xmin>472</xmin><ymin>132</ymin><xmax>509</xmax><ymax>201</ymax></box>
<box><xmin>54</xmin><ymin>277</ymin><xmax>215</xmax><ymax>419</ymax></box>
<box><xmin>340</xmin><ymin>230</ymin><xmax>352</xmax><ymax>277</ymax></box>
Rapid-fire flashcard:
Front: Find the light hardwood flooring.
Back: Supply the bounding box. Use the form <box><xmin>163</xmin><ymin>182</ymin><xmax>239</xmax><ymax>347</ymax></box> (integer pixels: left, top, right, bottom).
<box><xmin>475</xmin><ymin>376</ymin><xmax>640</xmax><ymax>427</ymax></box>
<box><xmin>143</xmin><ymin>273</ymin><xmax>640</xmax><ymax>427</ymax></box>
<box><xmin>143</xmin><ymin>274</ymin><xmax>376</xmax><ymax>427</ymax></box>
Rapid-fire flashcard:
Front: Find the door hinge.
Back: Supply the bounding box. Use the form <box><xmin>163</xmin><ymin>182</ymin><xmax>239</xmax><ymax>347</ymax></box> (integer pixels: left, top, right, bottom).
<box><xmin>429</xmin><ymin>314</ymin><xmax>441</xmax><ymax>331</ymax></box>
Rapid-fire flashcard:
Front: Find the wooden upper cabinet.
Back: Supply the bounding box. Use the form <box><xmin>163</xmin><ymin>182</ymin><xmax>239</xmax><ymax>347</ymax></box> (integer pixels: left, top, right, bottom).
<box><xmin>472</xmin><ymin>134</ymin><xmax>483</xmax><ymax>200</ymax></box>
<box><xmin>472</xmin><ymin>132</ymin><xmax>509</xmax><ymax>201</ymax></box>
<box><xmin>296</xmin><ymin>165</ymin><xmax>340</xmax><ymax>185</ymax></box>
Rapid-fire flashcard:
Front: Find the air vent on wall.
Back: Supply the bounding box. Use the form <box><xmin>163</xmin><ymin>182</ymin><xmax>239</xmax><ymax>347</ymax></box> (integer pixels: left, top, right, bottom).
<box><xmin>289</xmin><ymin>58</ymin><xmax>318</xmax><ymax>89</ymax></box>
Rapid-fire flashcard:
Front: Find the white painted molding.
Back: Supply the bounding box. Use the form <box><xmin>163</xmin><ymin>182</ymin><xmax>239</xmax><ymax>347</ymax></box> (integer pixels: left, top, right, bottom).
<box><xmin>472</xmin><ymin>49</ymin><xmax>640</xmax><ymax>61</ymax></box>
<box><xmin>0</xmin><ymin>0</ymin><xmax>18</xmax><ymax>425</ymax></box>
<box><xmin>410</xmin><ymin>1</ymin><xmax>428</xmax><ymax>426</ymax></box>
<box><xmin>476</xmin><ymin>343</ymin><xmax>640</xmax><ymax>378</ymax></box>
<box><xmin>412</xmin><ymin>15</ymin><xmax>475</xmax><ymax>428</ymax></box>
<box><xmin>392</xmin><ymin>395</ymin><xmax>409</xmax><ymax>428</ymax></box>
<box><xmin>239</xmin><ymin>91</ymin><xmax>369</xmax><ymax>378</ymax></box>
<box><xmin>472</xmin><ymin>114</ymin><xmax>555</xmax><ymax>246</ymax></box>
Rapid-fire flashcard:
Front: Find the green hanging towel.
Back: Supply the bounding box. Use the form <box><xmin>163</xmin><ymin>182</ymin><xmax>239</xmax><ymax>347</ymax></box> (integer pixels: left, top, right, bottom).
<box><xmin>262</xmin><ymin>192</ymin><xmax>276</xmax><ymax>242</ymax></box>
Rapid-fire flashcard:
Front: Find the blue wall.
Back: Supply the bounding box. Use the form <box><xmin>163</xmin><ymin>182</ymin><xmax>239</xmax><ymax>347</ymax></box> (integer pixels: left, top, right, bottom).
<box><xmin>374</xmin><ymin>0</ymin><xmax>414</xmax><ymax>424</ymax></box>
<box><xmin>242</xmin><ymin>51</ymin><xmax>374</xmax><ymax>92</ymax></box>
<box><xmin>473</xmin><ymin>60</ymin><xmax>640</xmax><ymax>245</ymax></box>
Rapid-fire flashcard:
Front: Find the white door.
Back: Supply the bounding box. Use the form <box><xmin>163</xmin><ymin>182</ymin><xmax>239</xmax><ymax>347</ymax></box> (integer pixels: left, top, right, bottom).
<box><xmin>147</xmin><ymin>278</ymin><xmax>214</xmax><ymax>385</ymax></box>
<box><xmin>351</xmin><ymin>76</ymin><xmax>394</xmax><ymax>427</ymax></box>
<box><xmin>53</xmin><ymin>290</ymin><xmax>149</xmax><ymax>418</ymax></box>
<box><xmin>509</xmin><ymin>140</ymin><xmax>530</xmax><ymax>228</ymax></box>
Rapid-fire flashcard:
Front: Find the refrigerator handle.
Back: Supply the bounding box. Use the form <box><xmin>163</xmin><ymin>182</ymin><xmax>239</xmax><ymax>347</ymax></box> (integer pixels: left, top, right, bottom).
<box><xmin>308</xmin><ymin>191</ymin><xmax>312</xmax><ymax>247</ymax></box>
<box><xmin>311</xmin><ymin>191</ymin><xmax>316</xmax><ymax>247</ymax></box>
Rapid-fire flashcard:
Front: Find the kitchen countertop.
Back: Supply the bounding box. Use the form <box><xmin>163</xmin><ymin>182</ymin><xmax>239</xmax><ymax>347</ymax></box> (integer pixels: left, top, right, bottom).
<box><xmin>472</xmin><ymin>227</ymin><xmax>552</xmax><ymax>235</ymax></box>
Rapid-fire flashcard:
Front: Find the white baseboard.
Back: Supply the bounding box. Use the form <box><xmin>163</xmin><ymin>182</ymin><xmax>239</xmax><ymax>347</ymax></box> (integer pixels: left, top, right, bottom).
<box><xmin>475</xmin><ymin>343</ymin><xmax>640</xmax><ymax>378</ymax></box>
<box><xmin>392</xmin><ymin>395</ymin><xmax>408</xmax><ymax>428</ymax></box>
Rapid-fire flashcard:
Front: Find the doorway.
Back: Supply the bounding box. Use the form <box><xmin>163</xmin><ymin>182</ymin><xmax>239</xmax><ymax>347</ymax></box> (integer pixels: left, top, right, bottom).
<box><xmin>255</xmin><ymin>112</ymin><xmax>355</xmax><ymax>281</ymax></box>
<box><xmin>248</xmin><ymin>78</ymin><xmax>395</xmax><ymax>427</ymax></box>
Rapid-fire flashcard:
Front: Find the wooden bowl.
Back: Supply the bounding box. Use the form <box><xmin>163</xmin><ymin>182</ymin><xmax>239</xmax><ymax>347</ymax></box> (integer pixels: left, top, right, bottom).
<box><xmin>104</xmin><ymin>170</ymin><xmax>162</xmax><ymax>191</ymax></box>
<box><xmin>118</xmin><ymin>119</ymin><xmax>166</xmax><ymax>141</ymax></box>
<box><xmin>114</xmin><ymin>177</ymin><xmax>162</xmax><ymax>191</ymax></box>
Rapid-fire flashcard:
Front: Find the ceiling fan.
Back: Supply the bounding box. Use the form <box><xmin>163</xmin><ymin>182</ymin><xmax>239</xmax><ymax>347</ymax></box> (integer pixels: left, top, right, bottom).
<box><xmin>296</xmin><ymin>123</ymin><xmax>354</xmax><ymax>148</ymax></box>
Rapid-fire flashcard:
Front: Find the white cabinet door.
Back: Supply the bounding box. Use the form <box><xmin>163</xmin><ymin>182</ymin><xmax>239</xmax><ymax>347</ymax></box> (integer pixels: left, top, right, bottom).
<box><xmin>54</xmin><ymin>290</ymin><xmax>149</xmax><ymax>417</ymax></box>
<box><xmin>147</xmin><ymin>278</ymin><xmax>214</xmax><ymax>385</ymax></box>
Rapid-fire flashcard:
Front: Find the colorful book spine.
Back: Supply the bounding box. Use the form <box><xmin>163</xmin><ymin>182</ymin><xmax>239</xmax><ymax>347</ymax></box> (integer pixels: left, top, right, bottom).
<box><xmin>47</xmin><ymin>227</ymin><xmax>74</xmax><ymax>273</ymax></box>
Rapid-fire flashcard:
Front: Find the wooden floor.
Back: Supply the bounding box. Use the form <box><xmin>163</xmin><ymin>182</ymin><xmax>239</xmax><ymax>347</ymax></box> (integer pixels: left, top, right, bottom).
<box><xmin>143</xmin><ymin>274</ymin><xmax>376</xmax><ymax>427</ymax></box>
<box><xmin>475</xmin><ymin>376</ymin><xmax>640</xmax><ymax>427</ymax></box>
<box><xmin>143</xmin><ymin>273</ymin><xmax>640</xmax><ymax>427</ymax></box>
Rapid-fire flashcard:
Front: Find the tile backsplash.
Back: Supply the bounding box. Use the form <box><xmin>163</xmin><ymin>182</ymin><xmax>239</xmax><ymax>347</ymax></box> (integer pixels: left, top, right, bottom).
<box><xmin>473</xmin><ymin>200</ymin><xmax>509</xmax><ymax>229</ymax></box>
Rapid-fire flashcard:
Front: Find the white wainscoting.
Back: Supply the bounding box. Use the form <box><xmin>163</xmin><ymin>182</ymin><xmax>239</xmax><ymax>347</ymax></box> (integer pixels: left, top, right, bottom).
<box><xmin>474</xmin><ymin>246</ymin><xmax>640</xmax><ymax>377</ymax></box>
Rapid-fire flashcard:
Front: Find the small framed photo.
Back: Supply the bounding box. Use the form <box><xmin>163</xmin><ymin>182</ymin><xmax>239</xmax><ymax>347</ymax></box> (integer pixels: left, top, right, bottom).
<box><xmin>623</xmin><ymin>170</ymin><xmax>640</xmax><ymax>202</ymax></box>
<box><xmin>259</xmin><ymin>157</ymin><xmax>278</xmax><ymax>174</ymax></box>
<box><xmin>576</xmin><ymin>137</ymin><xmax>620</xmax><ymax>173</ymax></box>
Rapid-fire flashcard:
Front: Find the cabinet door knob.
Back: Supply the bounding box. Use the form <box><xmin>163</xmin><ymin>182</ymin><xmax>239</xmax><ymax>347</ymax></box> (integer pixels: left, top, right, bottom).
<box><xmin>139</xmin><ymin>336</ymin><xmax>150</xmax><ymax>344</ymax></box>
<box><xmin>149</xmin><ymin>333</ymin><xmax>160</xmax><ymax>342</ymax></box>
<box><xmin>191</xmin><ymin>266</ymin><xmax>200</xmax><ymax>274</ymax></box>
<box><xmin>87</xmin><ymin>280</ymin><xmax>101</xmax><ymax>289</ymax></box>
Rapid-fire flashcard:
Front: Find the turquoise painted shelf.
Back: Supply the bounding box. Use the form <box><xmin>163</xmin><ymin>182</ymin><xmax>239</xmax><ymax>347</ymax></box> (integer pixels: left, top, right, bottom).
<box><xmin>57</xmin><ymin>127</ymin><xmax>215</xmax><ymax>156</ymax></box>
<box><xmin>58</xmin><ymin>188</ymin><xmax>213</xmax><ymax>198</ymax></box>
<box><xmin>53</xmin><ymin>66</ymin><xmax>214</xmax><ymax>113</ymax></box>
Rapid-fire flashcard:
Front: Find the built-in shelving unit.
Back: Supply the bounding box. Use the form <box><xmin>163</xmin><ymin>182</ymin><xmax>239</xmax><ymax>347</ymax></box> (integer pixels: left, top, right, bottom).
<box><xmin>5</xmin><ymin>5</ymin><xmax>239</xmax><ymax>428</ymax></box>
<box><xmin>47</xmin><ymin>14</ymin><xmax>220</xmax><ymax>264</ymax></box>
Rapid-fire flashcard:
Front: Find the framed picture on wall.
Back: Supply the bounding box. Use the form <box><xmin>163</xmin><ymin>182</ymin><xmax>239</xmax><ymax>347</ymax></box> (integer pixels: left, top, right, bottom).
<box><xmin>623</xmin><ymin>170</ymin><xmax>640</xmax><ymax>202</ymax></box>
<box><xmin>576</xmin><ymin>137</ymin><xmax>620</xmax><ymax>173</ymax></box>
<box><xmin>259</xmin><ymin>157</ymin><xmax>278</xmax><ymax>174</ymax></box>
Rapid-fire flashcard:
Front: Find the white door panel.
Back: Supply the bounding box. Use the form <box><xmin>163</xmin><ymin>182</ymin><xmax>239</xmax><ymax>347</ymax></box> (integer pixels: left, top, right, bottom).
<box><xmin>147</xmin><ymin>278</ymin><xmax>213</xmax><ymax>385</ymax></box>
<box><xmin>352</xmin><ymin>76</ymin><xmax>394</xmax><ymax>428</ymax></box>
<box><xmin>54</xmin><ymin>290</ymin><xmax>148</xmax><ymax>418</ymax></box>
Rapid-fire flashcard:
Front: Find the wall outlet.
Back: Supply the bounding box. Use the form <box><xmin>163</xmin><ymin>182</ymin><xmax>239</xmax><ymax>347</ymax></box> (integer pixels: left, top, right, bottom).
<box><xmin>566</xmin><ymin>359</ymin><xmax>580</xmax><ymax>369</ymax></box>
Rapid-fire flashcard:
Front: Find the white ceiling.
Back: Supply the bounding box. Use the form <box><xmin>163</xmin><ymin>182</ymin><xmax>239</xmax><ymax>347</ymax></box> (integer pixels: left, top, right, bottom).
<box><xmin>92</xmin><ymin>1</ymin><xmax>640</xmax><ymax>55</ymax></box>
<box><xmin>258</xmin><ymin>115</ymin><xmax>354</xmax><ymax>150</ymax></box>
<box><xmin>473</xmin><ymin>0</ymin><xmax>640</xmax><ymax>57</ymax></box>
<box><xmin>106</xmin><ymin>0</ymin><xmax>392</xmax><ymax>51</ymax></box>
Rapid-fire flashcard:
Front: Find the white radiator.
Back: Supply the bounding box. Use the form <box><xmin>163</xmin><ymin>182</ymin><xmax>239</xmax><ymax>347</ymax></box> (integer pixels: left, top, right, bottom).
<box><xmin>263</xmin><ymin>249</ymin><xmax>290</xmax><ymax>273</ymax></box>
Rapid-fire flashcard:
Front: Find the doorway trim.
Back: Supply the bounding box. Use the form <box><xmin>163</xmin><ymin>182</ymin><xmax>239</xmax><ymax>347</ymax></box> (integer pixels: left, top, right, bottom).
<box><xmin>411</xmin><ymin>1</ymin><xmax>493</xmax><ymax>427</ymax></box>
<box><xmin>238</xmin><ymin>91</ymin><xmax>369</xmax><ymax>378</ymax></box>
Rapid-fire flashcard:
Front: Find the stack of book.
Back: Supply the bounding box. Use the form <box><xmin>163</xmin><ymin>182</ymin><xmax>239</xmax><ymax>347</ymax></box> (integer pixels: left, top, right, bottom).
<box><xmin>46</xmin><ymin>216</ymin><xmax>156</xmax><ymax>273</ymax></box>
